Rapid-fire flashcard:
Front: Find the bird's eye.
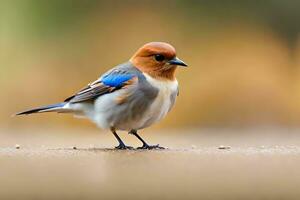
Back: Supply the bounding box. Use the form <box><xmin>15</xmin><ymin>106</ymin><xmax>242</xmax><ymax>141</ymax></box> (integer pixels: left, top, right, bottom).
<box><xmin>154</xmin><ymin>54</ymin><xmax>165</xmax><ymax>62</ymax></box>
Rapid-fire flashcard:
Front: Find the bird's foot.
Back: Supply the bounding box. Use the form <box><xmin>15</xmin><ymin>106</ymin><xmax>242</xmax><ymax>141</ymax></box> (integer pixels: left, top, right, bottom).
<box><xmin>137</xmin><ymin>144</ymin><xmax>165</xmax><ymax>150</ymax></box>
<box><xmin>115</xmin><ymin>144</ymin><xmax>134</xmax><ymax>150</ymax></box>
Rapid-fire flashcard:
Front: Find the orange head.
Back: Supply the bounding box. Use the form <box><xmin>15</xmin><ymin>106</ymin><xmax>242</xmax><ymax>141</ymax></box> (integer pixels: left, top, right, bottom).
<box><xmin>130</xmin><ymin>42</ymin><xmax>187</xmax><ymax>80</ymax></box>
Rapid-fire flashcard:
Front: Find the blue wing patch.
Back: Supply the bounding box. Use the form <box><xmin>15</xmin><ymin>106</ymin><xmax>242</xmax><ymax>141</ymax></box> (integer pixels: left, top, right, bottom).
<box><xmin>102</xmin><ymin>73</ymin><xmax>135</xmax><ymax>87</ymax></box>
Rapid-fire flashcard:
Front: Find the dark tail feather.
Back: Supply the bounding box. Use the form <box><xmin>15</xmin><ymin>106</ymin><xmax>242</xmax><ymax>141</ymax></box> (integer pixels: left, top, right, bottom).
<box><xmin>16</xmin><ymin>103</ymin><xmax>67</xmax><ymax>116</ymax></box>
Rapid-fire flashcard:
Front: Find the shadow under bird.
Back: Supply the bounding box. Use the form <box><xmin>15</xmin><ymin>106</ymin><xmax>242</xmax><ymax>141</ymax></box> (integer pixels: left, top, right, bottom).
<box><xmin>16</xmin><ymin>42</ymin><xmax>188</xmax><ymax>149</ymax></box>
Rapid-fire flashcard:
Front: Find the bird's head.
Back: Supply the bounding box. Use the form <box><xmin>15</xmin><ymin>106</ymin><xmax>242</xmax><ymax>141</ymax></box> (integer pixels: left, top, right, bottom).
<box><xmin>130</xmin><ymin>42</ymin><xmax>187</xmax><ymax>80</ymax></box>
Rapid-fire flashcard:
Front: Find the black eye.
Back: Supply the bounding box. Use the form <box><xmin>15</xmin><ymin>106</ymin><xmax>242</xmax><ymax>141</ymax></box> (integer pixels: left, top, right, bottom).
<box><xmin>154</xmin><ymin>54</ymin><xmax>165</xmax><ymax>62</ymax></box>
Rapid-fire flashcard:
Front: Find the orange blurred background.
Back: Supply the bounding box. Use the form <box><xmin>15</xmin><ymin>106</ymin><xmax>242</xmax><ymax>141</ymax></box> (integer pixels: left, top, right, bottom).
<box><xmin>2</xmin><ymin>0</ymin><xmax>300</xmax><ymax>130</ymax></box>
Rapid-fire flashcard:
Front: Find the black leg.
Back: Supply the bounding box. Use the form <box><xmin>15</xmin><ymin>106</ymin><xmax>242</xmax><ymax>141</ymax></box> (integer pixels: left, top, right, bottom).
<box><xmin>129</xmin><ymin>130</ymin><xmax>165</xmax><ymax>150</ymax></box>
<box><xmin>111</xmin><ymin>128</ymin><xmax>133</xmax><ymax>150</ymax></box>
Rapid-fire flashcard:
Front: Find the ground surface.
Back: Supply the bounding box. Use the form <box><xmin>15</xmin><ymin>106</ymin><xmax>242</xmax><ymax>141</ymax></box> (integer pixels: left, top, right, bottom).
<box><xmin>1</xmin><ymin>128</ymin><xmax>300</xmax><ymax>200</ymax></box>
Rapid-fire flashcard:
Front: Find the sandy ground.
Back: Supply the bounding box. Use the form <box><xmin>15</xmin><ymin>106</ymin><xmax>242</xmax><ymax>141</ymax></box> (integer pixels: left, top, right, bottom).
<box><xmin>1</xmin><ymin>127</ymin><xmax>300</xmax><ymax>200</ymax></box>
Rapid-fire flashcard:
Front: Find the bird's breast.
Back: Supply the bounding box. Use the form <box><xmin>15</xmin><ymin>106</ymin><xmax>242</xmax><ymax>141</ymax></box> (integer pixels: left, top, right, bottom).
<box><xmin>141</xmin><ymin>73</ymin><xmax>178</xmax><ymax>126</ymax></box>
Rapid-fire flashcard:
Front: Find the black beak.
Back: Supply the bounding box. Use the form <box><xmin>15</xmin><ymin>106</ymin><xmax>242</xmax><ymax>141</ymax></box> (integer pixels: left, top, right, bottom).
<box><xmin>168</xmin><ymin>57</ymin><xmax>188</xmax><ymax>67</ymax></box>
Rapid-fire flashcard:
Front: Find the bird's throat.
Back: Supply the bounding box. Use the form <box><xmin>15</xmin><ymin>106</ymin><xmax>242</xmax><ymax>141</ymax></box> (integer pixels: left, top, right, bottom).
<box><xmin>145</xmin><ymin>67</ymin><xmax>177</xmax><ymax>81</ymax></box>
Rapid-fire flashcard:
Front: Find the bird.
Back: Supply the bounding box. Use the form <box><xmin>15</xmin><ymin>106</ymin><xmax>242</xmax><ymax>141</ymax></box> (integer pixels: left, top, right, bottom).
<box><xmin>16</xmin><ymin>42</ymin><xmax>188</xmax><ymax>150</ymax></box>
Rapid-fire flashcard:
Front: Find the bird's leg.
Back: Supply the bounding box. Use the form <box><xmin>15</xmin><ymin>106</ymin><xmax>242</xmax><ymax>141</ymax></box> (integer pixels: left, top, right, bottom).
<box><xmin>129</xmin><ymin>130</ymin><xmax>165</xmax><ymax>150</ymax></box>
<box><xmin>110</xmin><ymin>128</ymin><xmax>133</xmax><ymax>150</ymax></box>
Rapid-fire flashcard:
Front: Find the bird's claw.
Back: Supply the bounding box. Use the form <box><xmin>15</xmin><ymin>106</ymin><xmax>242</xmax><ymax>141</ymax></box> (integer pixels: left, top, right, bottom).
<box><xmin>137</xmin><ymin>144</ymin><xmax>165</xmax><ymax>150</ymax></box>
<box><xmin>115</xmin><ymin>144</ymin><xmax>134</xmax><ymax>150</ymax></box>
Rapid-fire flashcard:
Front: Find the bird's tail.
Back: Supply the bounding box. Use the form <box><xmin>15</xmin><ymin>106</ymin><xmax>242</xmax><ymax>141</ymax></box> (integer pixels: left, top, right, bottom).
<box><xmin>16</xmin><ymin>102</ymin><xmax>67</xmax><ymax>116</ymax></box>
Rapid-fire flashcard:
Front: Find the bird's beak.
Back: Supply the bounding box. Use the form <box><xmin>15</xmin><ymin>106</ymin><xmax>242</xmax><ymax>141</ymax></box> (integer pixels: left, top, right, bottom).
<box><xmin>168</xmin><ymin>57</ymin><xmax>188</xmax><ymax>67</ymax></box>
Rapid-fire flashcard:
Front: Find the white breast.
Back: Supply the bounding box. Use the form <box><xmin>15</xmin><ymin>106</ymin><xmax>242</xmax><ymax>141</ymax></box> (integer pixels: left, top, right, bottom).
<box><xmin>140</xmin><ymin>73</ymin><xmax>178</xmax><ymax>128</ymax></box>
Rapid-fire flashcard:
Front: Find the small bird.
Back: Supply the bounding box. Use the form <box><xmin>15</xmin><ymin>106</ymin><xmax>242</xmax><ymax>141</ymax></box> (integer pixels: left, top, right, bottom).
<box><xmin>17</xmin><ymin>42</ymin><xmax>187</xmax><ymax>149</ymax></box>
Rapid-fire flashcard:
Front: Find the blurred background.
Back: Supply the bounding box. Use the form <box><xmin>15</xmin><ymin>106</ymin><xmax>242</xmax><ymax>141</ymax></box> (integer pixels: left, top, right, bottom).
<box><xmin>2</xmin><ymin>0</ymin><xmax>300</xmax><ymax>130</ymax></box>
<box><xmin>2</xmin><ymin>1</ymin><xmax>300</xmax><ymax>200</ymax></box>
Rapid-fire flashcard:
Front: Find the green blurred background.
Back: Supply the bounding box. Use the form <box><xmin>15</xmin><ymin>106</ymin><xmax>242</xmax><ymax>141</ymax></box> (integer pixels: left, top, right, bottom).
<box><xmin>2</xmin><ymin>0</ymin><xmax>300</xmax><ymax>130</ymax></box>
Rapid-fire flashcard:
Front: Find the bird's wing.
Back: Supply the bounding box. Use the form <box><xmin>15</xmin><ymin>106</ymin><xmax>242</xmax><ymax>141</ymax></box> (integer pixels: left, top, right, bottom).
<box><xmin>64</xmin><ymin>68</ymin><xmax>137</xmax><ymax>103</ymax></box>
